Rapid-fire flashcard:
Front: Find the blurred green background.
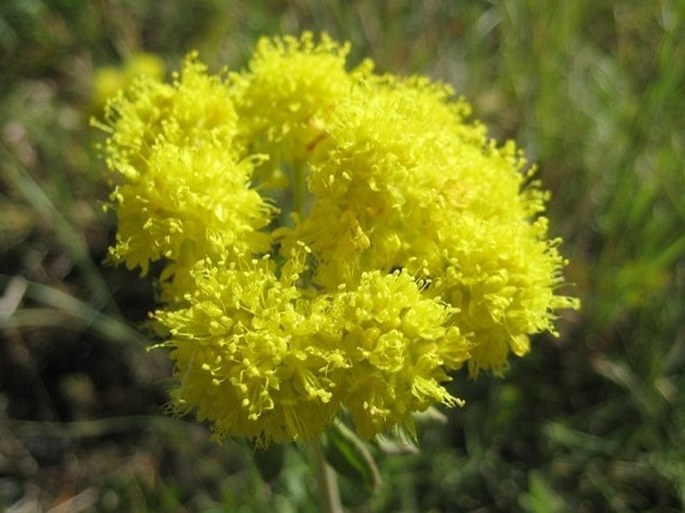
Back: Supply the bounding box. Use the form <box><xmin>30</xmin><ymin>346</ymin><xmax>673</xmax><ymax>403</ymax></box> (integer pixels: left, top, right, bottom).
<box><xmin>1</xmin><ymin>1</ymin><xmax>684</xmax><ymax>512</ymax></box>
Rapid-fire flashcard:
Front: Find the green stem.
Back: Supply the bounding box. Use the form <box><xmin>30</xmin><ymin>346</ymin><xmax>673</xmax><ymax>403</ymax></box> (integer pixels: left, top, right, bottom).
<box><xmin>315</xmin><ymin>441</ymin><xmax>344</xmax><ymax>513</ymax></box>
<box><xmin>290</xmin><ymin>158</ymin><xmax>307</xmax><ymax>221</ymax></box>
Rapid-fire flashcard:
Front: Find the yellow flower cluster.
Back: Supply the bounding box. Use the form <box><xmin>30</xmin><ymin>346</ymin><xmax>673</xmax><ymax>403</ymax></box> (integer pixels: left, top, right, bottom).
<box><xmin>98</xmin><ymin>33</ymin><xmax>578</xmax><ymax>445</ymax></box>
<box><xmin>99</xmin><ymin>56</ymin><xmax>273</xmax><ymax>298</ymax></box>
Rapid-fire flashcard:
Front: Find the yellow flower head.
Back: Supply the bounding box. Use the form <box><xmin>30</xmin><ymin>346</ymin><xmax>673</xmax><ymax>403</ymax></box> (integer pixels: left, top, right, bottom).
<box><xmin>97</xmin><ymin>54</ymin><xmax>274</xmax><ymax>296</ymax></box>
<box><xmin>98</xmin><ymin>32</ymin><xmax>579</xmax><ymax>445</ymax></box>
<box><xmin>156</xmin><ymin>252</ymin><xmax>346</xmax><ymax>445</ymax></box>
<box><xmin>231</xmin><ymin>32</ymin><xmax>372</xmax><ymax>188</ymax></box>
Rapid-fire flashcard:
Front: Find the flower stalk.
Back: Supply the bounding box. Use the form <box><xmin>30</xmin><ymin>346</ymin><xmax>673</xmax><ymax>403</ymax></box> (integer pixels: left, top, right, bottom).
<box><xmin>315</xmin><ymin>441</ymin><xmax>344</xmax><ymax>513</ymax></box>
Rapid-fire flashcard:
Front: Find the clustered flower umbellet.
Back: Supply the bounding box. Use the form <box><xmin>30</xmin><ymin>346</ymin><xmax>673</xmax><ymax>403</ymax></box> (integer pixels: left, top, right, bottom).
<box><xmin>97</xmin><ymin>33</ymin><xmax>579</xmax><ymax>447</ymax></box>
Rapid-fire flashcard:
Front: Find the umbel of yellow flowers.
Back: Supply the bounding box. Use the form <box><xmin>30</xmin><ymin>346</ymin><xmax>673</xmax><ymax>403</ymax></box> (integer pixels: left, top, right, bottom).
<box><xmin>98</xmin><ymin>33</ymin><xmax>579</xmax><ymax>446</ymax></box>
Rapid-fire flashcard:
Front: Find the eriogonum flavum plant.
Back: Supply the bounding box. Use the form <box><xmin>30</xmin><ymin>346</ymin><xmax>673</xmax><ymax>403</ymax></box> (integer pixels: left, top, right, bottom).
<box><xmin>97</xmin><ymin>33</ymin><xmax>579</xmax><ymax>446</ymax></box>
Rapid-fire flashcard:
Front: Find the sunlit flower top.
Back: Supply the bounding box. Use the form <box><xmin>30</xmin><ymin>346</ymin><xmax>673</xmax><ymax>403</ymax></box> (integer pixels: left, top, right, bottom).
<box><xmin>97</xmin><ymin>32</ymin><xmax>579</xmax><ymax>446</ymax></box>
